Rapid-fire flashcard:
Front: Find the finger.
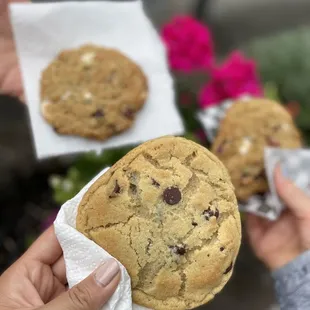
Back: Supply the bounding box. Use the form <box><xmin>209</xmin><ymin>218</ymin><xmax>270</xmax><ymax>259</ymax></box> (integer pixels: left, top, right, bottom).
<box><xmin>43</xmin><ymin>258</ymin><xmax>121</xmax><ymax>310</ymax></box>
<box><xmin>245</xmin><ymin>214</ymin><xmax>267</xmax><ymax>246</ymax></box>
<box><xmin>274</xmin><ymin>164</ymin><xmax>310</xmax><ymax>218</ymax></box>
<box><xmin>52</xmin><ymin>255</ymin><xmax>67</xmax><ymax>285</ymax></box>
<box><xmin>25</xmin><ymin>225</ymin><xmax>62</xmax><ymax>265</ymax></box>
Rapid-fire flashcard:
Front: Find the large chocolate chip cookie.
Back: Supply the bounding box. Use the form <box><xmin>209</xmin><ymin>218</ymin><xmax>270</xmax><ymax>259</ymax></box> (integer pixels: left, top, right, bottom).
<box><xmin>212</xmin><ymin>98</ymin><xmax>302</xmax><ymax>201</ymax></box>
<box><xmin>76</xmin><ymin>136</ymin><xmax>241</xmax><ymax>310</ymax></box>
<box><xmin>40</xmin><ymin>44</ymin><xmax>148</xmax><ymax>140</ymax></box>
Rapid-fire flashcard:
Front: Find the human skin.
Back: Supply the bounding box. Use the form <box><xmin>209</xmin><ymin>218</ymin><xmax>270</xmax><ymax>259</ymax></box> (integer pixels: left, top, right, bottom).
<box><xmin>246</xmin><ymin>165</ymin><xmax>310</xmax><ymax>271</ymax></box>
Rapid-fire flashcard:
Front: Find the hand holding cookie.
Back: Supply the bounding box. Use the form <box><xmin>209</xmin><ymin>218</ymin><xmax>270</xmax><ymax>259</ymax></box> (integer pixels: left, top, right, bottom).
<box><xmin>246</xmin><ymin>165</ymin><xmax>310</xmax><ymax>270</ymax></box>
<box><xmin>0</xmin><ymin>0</ymin><xmax>26</xmax><ymax>101</ymax></box>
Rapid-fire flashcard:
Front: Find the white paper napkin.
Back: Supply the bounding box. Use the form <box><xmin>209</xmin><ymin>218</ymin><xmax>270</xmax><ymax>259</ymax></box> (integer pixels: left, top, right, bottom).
<box><xmin>54</xmin><ymin>167</ymin><xmax>149</xmax><ymax>310</ymax></box>
<box><xmin>10</xmin><ymin>0</ymin><xmax>184</xmax><ymax>159</ymax></box>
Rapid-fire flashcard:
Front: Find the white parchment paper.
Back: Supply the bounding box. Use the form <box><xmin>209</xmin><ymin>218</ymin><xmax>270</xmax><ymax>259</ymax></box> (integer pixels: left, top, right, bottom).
<box><xmin>10</xmin><ymin>0</ymin><xmax>184</xmax><ymax>159</ymax></box>
<box><xmin>54</xmin><ymin>167</ymin><xmax>149</xmax><ymax>310</ymax></box>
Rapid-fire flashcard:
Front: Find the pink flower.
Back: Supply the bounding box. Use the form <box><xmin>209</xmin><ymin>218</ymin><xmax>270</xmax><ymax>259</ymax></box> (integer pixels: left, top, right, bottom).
<box><xmin>199</xmin><ymin>51</ymin><xmax>263</xmax><ymax>108</ymax></box>
<box><xmin>161</xmin><ymin>15</ymin><xmax>214</xmax><ymax>72</ymax></box>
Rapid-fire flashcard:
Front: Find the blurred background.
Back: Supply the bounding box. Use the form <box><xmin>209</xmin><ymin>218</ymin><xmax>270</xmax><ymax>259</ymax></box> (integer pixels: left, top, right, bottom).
<box><xmin>1</xmin><ymin>0</ymin><xmax>310</xmax><ymax>309</ymax></box>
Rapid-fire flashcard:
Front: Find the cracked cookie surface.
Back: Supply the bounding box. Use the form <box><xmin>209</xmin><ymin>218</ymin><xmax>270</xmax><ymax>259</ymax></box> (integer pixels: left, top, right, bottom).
<box><xmin>40</xmin><ymin>44</ymin><xmax>147</xmax><ymax>140</ymax></box>
<box><xmin>212</xmin><ymin>98</ymin><xmax>302</xmax><ymax>201</ymax></box>
<box><xmin>76</xmin><ymin>136</ymin><xmax>241</xmax><ymax>310</ymax></box>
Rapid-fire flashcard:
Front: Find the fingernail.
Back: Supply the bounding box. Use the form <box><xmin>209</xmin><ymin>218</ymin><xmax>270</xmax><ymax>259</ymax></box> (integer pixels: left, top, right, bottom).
<box><xmin>94</xmin><ymin>258</ymin><xmax>120</xmax><ymax>287</ymax></box>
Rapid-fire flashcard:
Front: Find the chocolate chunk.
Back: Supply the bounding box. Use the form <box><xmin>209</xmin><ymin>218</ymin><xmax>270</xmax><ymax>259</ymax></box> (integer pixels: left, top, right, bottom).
<box><xmin>224</xmin><ymin>262</ymin><xmax>233</xmax><ymax>274</ymax></box>
<box><xmin>203</xmin><ymin>207</ymin><xmax>220</xmax><ymax>220</ymax></box>
<box><xmin>163</xmin><ymin>187</ymin><xmax>182</xmax><ymax>205</ymax></box>
<box><xmin>192</xmin><ymin>221</ymin><xmax>198</xmax><ymax>227</ymax></box>
<box><xmin>169</xmin><ymin>245</ymin><xmax>186</xmax><ymax>256</ymax></box>
<box><xmin>266</xmin><ymin>136</ymin><xmax>280</xmax><ymax>147</ymax></box>
<box><xmin>220</xmin><ymin>247</ymin><xmax>225</xmax><ymax>252</ymax></box>
<box><xmin>91</xmin><ymin>109</ymin><xmax>104</xmax><ymax>118</ymax></box>
<box><xmin>123</xmin><ymin>108</ymin><xmax>135</xmax><ymax>119</ymax></box>
<box><xmin>109</xmin><ymin>181</ymin><xmax>121</xmax><ymax>198</ymax></box>
<box><xmin>151</xmin><ymin>178</ymin><xmax>160</xmax><ymax>187</ymax></box>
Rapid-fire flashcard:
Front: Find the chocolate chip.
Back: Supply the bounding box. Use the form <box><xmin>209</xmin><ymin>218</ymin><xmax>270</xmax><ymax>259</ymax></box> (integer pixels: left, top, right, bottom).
<box><xmin>254</xmin><ymin>170</ymin><xmax>266</xmax><ymax>180</ymax></box>
<box><xmin>123</xmin><ymin>108</ymin><xmax>135</xmax><ymax>119</ymax></box>
<box><xmin>151</xmin><ymin>178</ymin><xmax>160</xmax><ymax>187</ymax></box>
<box><xmin>146</xmin><ymin>238</ymin><xmax>153</xmax><ymax>254</ymax></box>
<box><xmin>266</xmin><ymin>136</ymin><xmax>280</xmax><ymax>147</ymax></box>
<box><xmin>203</xmin><ymin>207</ymin><xmax>220</xmax><ymax>220</ymax></box>
<box><xmin>109</xmin><ymin>181</ymin><xmax>121</xmax><ymax>198</ymax></box>
<box><xmin>220</xmin><ymin>247</ymin><xmax>225</xmax><ymax>252</ymax></box>
<box><xmin>91</xmin><ymin>109</ymin><xmax>104</xmax><ymax>118</ymax></box>
<box><xmin>224</xmin><ymin>262</ymin><xmax>233</xmax><ymax>274</ymax></box>
<box><xmin>169</xmin><ymin>245</ymin><xmax>186</xmax><ymax>256</ymax></box>
<box><xmin>192</xmin><ymin>222</ymin><xmax>198</xmax><ymax>227</ymax></box>
<box><xmin>214</xmin><ymin>209</ymin><xmax>220</xmax><ymax>219</ymax></box>
<box><xmin>163</xmin><ymin>187</ymin><xmax>182</xmax><ymax>205</ymax></box>
<box><xmin>129</xmin><ymin>183</ymin><xmax>137</xmax><ymax>195</ymax></box>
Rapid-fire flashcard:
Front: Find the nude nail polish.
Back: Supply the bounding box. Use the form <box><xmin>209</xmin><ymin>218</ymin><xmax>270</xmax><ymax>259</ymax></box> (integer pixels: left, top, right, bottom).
<box><xmin>94</xmin><ymin>258</ymin><xmax>120</xmax><ymax>287</ymax></box>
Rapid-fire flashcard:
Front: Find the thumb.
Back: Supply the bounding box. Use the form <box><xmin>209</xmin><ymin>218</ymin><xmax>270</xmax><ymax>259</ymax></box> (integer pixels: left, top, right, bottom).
<box><xmin>274</xmin><ymin>164</ymin><xmax>310</xmax><ymax>218</ymax></box>
<box><xmin>44</xmin><ymin>258</ymin><xmax>121</xmax><ymax>310</ymax></box>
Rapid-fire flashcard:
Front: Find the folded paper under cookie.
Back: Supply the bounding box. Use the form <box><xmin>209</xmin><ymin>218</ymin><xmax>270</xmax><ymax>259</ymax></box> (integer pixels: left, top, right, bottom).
<box><xmin>54</xmin><ymin>167</ymin><xmax>149</xmax><ymax>310</ymax></box>
<box><xmin>198</xmin><ymin>98</ymin><xmax>310</xmax><ymax>220</ymax></box>
<box><xmin>10</xmin><ymin>0</ymin><xmax>184</xmax><ymax>159</ymax></box>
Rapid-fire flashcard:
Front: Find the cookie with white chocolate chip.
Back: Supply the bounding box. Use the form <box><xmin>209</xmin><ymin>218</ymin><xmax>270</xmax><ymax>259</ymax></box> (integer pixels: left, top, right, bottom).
<box><xmin>76</xmin><ymin>136</ymin><xmax>241</xmax><ymax>310</ymax></box>
<box><xmin>212</xmin><ymin>98</ymin><xmax>302</xmax><ymax>201</ymax></box>
<box><xmin>40</xmin><ymin>44</ymin><xmax>148</xmax><ymax>140</ymax></box>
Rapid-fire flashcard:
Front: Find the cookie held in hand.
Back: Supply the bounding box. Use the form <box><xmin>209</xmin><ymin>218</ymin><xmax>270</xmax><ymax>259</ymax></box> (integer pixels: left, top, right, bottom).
<box><xmin>211</xmin><ymin>98</ymin><xmax>302</xmax><ymax>201</ymax></box>
<box><xmin>77</xmin><ymin>136</ymin><xmax>241</xmax><ymax>310</ymax></box>
<box><xmin>40</xmin><ymin>44</ymin><xmax>147</xmax><ymax>141</ymax></box>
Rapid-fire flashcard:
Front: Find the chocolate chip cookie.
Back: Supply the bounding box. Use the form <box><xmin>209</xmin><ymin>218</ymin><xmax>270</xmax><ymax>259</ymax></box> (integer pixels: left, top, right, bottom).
<box><xmin>212</xmin><ymin>98</ymin><xmax>302</xmax><ymax>201</ymax></box>
<box><xmin>76</xmin><ymin>136</ymin><xmax>241</xmax><ymax>310</ymax></box>
<box><xmin>40</xmin><ymin>44</ymin><xmax>148</xmax><ymax>140</ymax></box>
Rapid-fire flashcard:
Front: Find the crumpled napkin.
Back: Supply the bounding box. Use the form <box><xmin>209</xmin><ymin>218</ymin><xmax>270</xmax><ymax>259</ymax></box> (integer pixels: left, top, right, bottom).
<box><xmin>10</xmin><ymin>0</ymin><xmax>184</xmax><ymax>159</ymax></box>
<box><xmin>54</xmin><ymin>167</ymin><xmax>149</xmax><ymax>310</ymax></box>
<box><xmin>197</xmin><ymin>98</ymin><xmax>309</xmax><ymax>220</ymax></box>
